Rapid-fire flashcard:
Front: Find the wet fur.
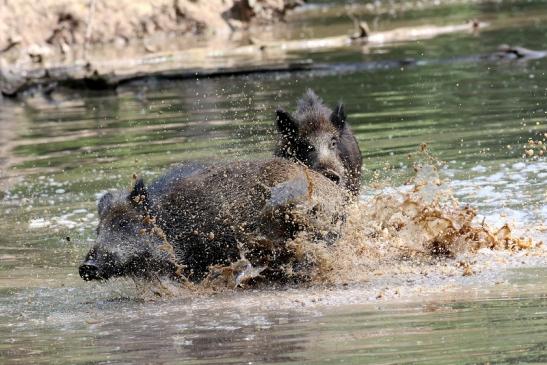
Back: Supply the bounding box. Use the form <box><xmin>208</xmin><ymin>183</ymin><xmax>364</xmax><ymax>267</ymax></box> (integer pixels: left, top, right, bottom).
<box><xmin>153</xmin><ymin>159</ymin><xmax>347</xmax><ymax>281</ymax></box>
<box><xmin>274</xmin><ymin>89</ymin><xmax>362</xmax><ymax>196</ymax></box>
<box><xmin>81</xmin><ymin>91</ymin><xmax>360</xmax><ymax>283</ymax></box>
<box><xmin>81</xmin><ymin>159</ymin><xmax>349</xmax><ymax>283</ymax></box>
<box><xmin>82</xmin><ymin>191</ymin><xmax>178</xmax><ymax>280</ymax></box>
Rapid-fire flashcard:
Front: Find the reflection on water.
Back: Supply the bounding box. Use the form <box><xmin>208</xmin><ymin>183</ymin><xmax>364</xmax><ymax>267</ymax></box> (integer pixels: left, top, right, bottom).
<box><xmin>1</xmin><ymin>269</ymin><xmax>546</xmax><ymax>364</ymax></box>
<box><xmin>1</xmin><ymin>1</ymin><xmax>546</xmax><ymax>364</ymax></box>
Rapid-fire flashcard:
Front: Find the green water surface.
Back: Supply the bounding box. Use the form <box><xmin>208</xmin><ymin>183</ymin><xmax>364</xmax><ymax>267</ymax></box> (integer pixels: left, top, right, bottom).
<box><xmin>0</xmin><ymin>1</ymin><xmax>546</xmax><ymax>364</ymax></box>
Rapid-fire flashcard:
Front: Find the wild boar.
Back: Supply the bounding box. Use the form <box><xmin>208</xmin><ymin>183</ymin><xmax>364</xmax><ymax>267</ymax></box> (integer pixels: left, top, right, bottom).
<box><xmin>274</xmin><ymin>89</ymin><xmax>363</xmax><ymax>196</ymax></box>
<box><xmin>79</xmin><ymin>159</ymin><xmax>349</xmax><ymax>283</ymax></box>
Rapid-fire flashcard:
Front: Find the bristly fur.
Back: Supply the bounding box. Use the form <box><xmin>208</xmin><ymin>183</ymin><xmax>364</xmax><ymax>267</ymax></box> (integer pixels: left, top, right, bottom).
<box><xmin>295</xmin><ymin>89</ymin><xmax>332</xmax><ymax>122</ymax></box>
<box><xmin>274</xmin><ymin>89</ymin><xmax>363</xmax><ymax>196</ymax></box>
<box><xmin>81</xmin><ymin>159</ymin><xmax>349</xmax><ymax>284</ymax></box>
<box><xmin>292</xmin><ymin>89</ymin><xmax>336</xmax><ymax>136</ymax></box>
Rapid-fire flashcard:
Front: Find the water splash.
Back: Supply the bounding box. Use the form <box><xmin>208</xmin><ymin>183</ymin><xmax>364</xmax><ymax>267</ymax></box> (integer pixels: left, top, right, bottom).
<box><xmin>134</xmin><ymin>150</ymin><xmax>543</xmax><ymax>297</ymax></box>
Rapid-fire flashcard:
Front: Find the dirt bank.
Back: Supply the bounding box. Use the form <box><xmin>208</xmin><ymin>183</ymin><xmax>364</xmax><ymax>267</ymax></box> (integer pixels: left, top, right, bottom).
<box><xmin>0</xmin><ymin>20</ymin><xmax>483</xmax><ymax>97</ymax></box>
<box><xmin>0</xmin><ymin>0</ymin><xmax>302</xmax><ymax>66</ymax></box>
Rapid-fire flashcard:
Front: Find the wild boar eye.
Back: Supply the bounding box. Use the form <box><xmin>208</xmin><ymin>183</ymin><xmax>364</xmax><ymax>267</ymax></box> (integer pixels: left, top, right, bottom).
<box><xmin>307</xmin><ymin>145</ymin><xmax>315</xmax><ymax>151</ymax></box>
<box><xmin>330</xmin><ymin>138</ymin><xmax>338</xmax><ymax>149</ymax></box>
<box><xmin>118</xmin><ymin>218</ymin><xmax>129</xmax><ymax>229</ymax></box>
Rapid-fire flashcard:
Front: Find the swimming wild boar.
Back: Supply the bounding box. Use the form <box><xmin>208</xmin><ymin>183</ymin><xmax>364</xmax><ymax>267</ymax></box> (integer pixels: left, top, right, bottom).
<box><xmin>275</xmin><ymin>89</ymin><xmax>362</xmax><ymax>196</ymax></box>
<box><xmin>79</xmin><ymin>159</ymin><xmax>349</xmax><ymax>284</ymax></box>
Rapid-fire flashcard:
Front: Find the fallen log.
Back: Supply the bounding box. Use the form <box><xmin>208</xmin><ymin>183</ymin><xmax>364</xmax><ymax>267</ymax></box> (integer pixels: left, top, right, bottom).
<box><xmin>1</xmin><ymin>21</ymin><xmax>484</xmax><ymax>97</ymax></box>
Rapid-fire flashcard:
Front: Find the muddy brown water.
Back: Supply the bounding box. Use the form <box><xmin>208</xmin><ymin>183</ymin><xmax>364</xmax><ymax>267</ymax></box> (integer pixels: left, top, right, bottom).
<box><xmin>1</xmin><ymin>1</ymin><xmax>547</xmax><ymax>364</ymax></box>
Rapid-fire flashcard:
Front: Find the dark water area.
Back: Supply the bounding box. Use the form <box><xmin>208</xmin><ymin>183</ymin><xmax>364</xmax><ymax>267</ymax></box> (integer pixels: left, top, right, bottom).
<box><xmin>1</xmin><ymin>1</ymin><xmax>546</xmax><ymax>364</ymax></box>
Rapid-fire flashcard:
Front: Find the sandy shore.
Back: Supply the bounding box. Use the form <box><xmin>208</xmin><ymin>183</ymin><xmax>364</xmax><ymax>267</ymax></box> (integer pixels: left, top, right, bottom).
<box><xmin>0</xmin><ymin>0</ymin><xmax>301</xmax><ymax>67</ymax></box>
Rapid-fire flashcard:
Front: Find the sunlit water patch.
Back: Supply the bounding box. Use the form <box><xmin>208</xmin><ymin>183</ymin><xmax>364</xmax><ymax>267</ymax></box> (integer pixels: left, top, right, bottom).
<box><xmin>446</xmin><ymin>160</ymin><xmax>547</xmax><ymax>241</ymax></box>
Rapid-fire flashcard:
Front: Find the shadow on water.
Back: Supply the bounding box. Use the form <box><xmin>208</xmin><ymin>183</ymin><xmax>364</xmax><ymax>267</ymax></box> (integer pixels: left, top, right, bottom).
<box><xmin>0</xmin><ymin>1</ymin><xmax>546</xmax><ymax>364</ymax></box>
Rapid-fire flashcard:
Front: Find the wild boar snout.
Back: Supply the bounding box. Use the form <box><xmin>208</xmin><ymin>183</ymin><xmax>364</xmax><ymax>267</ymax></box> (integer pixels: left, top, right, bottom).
<box><xmin>79</xmin><ymin>259</ymin><xmax>100</xmax><ymax>281</ymax></box>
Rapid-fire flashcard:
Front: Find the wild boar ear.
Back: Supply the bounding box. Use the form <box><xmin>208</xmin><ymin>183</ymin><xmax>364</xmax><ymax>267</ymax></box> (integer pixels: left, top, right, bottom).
<box><xmin>330</xmin><ymin>103</ymin><xmax>346</xmax><ymax>130</ymax></box>
<box><xmin>129</xmin><ymin>178</ymin><xmax>149</xmax><ymax>209</ymax></box>
<box><xmin>98</xmin><ymin>192</ymin><xmax>114</xmax><ymax>218</ymax></box>
<box><xmin>276</xmin><ymin>109</ymin><xmax>298</xmax><ymax>138</ymax></box>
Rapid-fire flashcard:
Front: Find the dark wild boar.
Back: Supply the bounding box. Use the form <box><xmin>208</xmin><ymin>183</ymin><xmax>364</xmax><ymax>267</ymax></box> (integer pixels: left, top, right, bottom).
<box><xmin>275</xmin><ymin>89</ymin><xmax>363</xmax><ymax>196</ymax></box>
<box><xmin>80</xmin><ymin>159</ymin><xmax>349</xmax><ymax>283</ymax></box>
<box><xmin>79</xmin><ymin>180</ymin><xmax>181</xmax><ymax>282</ymax></box>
